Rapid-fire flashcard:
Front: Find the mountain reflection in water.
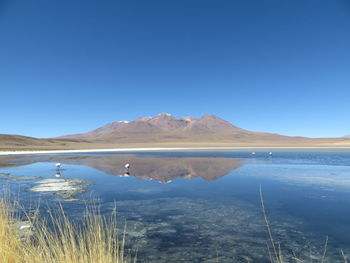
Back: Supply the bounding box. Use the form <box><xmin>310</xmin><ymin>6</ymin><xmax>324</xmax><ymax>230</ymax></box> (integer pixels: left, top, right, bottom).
<box><xmin>62</xmin><ymin>156</ymin><xmax>244</xmax><ymax>183</ymax></box>
<box><xmin>0</xmin><ymin>154</ymin><xmax>244</xmax><ymax>183</ymax></box>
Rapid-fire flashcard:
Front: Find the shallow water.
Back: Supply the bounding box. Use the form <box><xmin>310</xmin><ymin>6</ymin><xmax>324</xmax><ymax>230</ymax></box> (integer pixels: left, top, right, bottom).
<box><xmin>1</xmin><ymin>150</ymin><xmax>350</xmax><ymax>262</ymax></box>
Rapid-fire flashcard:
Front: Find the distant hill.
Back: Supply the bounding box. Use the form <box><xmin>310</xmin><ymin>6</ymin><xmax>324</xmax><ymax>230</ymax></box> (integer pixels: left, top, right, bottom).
<box><xmin>0</xmin><ymin>134</ymin><xmax>81</xmax><ymax>150</ymax></box>
<box><xmin>1</xmin><ymin>113</ymin><xmax>350</xmax><ymax>150</ymax></box>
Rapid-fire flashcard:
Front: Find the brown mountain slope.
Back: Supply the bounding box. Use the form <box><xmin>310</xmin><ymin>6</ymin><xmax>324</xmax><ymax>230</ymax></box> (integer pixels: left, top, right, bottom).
<box><xmin>59</xmin><ymin>113</ymin><xmax>295</xmax><ymax>144</ymax></box>
<box><xmin>60</xmin><ymin>113</ymin><xmax>251</xmax><ymax>140</ymax></box>
<box><xmin>55</xmin><ymin>113</ymin><xmax>350</xmax><ymax>147</ymax></box>
<box><xmin>1</xmin><ymin>113</ymin><xmax>350</xmax><ymax>149</ymax></box>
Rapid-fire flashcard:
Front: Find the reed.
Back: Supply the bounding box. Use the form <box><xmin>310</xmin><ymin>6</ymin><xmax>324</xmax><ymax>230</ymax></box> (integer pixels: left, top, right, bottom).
<box><xmin>260</xmin><ymin>185</ymin><xmax>348</xmax><ymax>263</ymax></box>
<box><xmin>0</xmin><ymin>197</ymin><xmax>134</xmax><ymax>263</ymax></box>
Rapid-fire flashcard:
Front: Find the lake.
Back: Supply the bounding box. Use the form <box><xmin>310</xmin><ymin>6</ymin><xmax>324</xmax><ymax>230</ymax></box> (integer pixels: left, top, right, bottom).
<box><xmin>1</xmin><ymin>150</ymin><xmax>350</xmax><ymax>262</ymax></box>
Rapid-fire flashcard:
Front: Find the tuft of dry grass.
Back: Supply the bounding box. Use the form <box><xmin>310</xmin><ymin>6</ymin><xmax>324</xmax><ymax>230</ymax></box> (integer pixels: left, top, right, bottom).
<box><xmin>0</xmin><ymin>198</ymin><xmax>24</xmax><ymax>263</ymax></box>
<box><xmin>0</xmin><ymin>197</ymin><xmax>135</xmax><ymax>263</ymax></box>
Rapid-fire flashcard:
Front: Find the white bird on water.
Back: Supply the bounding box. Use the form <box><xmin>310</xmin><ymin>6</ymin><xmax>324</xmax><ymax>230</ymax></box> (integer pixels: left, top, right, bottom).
<box><xmin>251</xmin><ymin>152</ymin><xmax>256</xmax><ymax>156</ymax></box>
<box><xmin>55</xmin><ymin>163</ymin><xmax>61</xmax><ymax>169</ymax></box>
<box><xmin>125</xmin><ymin>163</ymin><xmax>130</xmax><ymax>170</ymax></box>
<box><xmin>269</xmin><ymin>152</ymin><xmax>273</xmax><ymax>156</ymax></box>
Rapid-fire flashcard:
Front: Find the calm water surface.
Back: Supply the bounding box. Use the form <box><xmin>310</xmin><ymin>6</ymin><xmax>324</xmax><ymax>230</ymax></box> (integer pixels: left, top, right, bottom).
<box><xmin>1</xmin><ymin>150</ymin><xmax>350</xmax><ymax>262</ymax></box>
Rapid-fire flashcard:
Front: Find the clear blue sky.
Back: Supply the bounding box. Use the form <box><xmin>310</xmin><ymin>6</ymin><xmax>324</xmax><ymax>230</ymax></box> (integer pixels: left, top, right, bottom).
<box><xmin>1</xmin><ymin>0</ymin><xmax>350</xmax><ymax>138</ymax></box>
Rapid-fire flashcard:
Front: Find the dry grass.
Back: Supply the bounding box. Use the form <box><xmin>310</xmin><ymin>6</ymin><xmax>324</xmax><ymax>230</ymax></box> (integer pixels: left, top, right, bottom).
<box><xmin>0</xmin><ymin>198</ymin><xmax>135</xmax><ymax>263</ymax></box>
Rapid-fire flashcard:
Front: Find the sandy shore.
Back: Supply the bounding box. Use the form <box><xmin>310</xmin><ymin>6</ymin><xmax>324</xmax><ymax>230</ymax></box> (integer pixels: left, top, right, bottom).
<box><xmin>1</xmin><ymin>146</ymin><xmax>350</xmax><ymax>156</ymax></box>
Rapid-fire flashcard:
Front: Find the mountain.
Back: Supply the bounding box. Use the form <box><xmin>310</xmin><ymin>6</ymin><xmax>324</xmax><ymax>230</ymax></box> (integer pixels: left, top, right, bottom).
<box><xmin>60</xmin><ymin>113</ymin><xmax>249</xmax><ymax>139</ymax></box>
<box><xmin>57</xmin><ymin>113</ymin><xmax>349</xmax><ymax>147</ymax></box>
<box><xmin>1</xmin><ymin>113</ymin><xmax>350</xmax><ymax>150</ymax></box>
<box><xmin>59</xmin><ymin>113</ymin><xmax>253</xmax><ymax>140</ymax></box>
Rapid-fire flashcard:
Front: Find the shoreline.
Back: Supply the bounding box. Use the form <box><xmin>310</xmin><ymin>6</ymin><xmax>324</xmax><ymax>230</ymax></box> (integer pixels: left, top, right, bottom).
<box><xmin>1</xmin><ymin>146</ymin><xmax>350</xmax><ymax>156</ymax></box>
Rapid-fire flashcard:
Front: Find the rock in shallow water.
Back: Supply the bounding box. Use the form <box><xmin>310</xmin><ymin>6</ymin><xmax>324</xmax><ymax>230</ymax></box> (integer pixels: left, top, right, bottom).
<box><xmin>11</xmin><ymin>220</ymin><xmax>34</xmax><ymax>240</ymax></box>
<box><xmin>31</xmin><ymin>178</ymin><xmax>92</xmax><ymax>201</ymax></box>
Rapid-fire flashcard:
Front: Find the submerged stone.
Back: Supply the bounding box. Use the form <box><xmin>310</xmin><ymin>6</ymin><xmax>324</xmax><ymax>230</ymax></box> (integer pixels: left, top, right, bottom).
<box><xmin>31</xmin><ymin>178</ymin><xmax>92</xmax><ymax>200</ymax></box>
<box><xmin>11</xmin><ymin>220</ymin><xmax>33</xmax><ymax>240</ymax></box>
